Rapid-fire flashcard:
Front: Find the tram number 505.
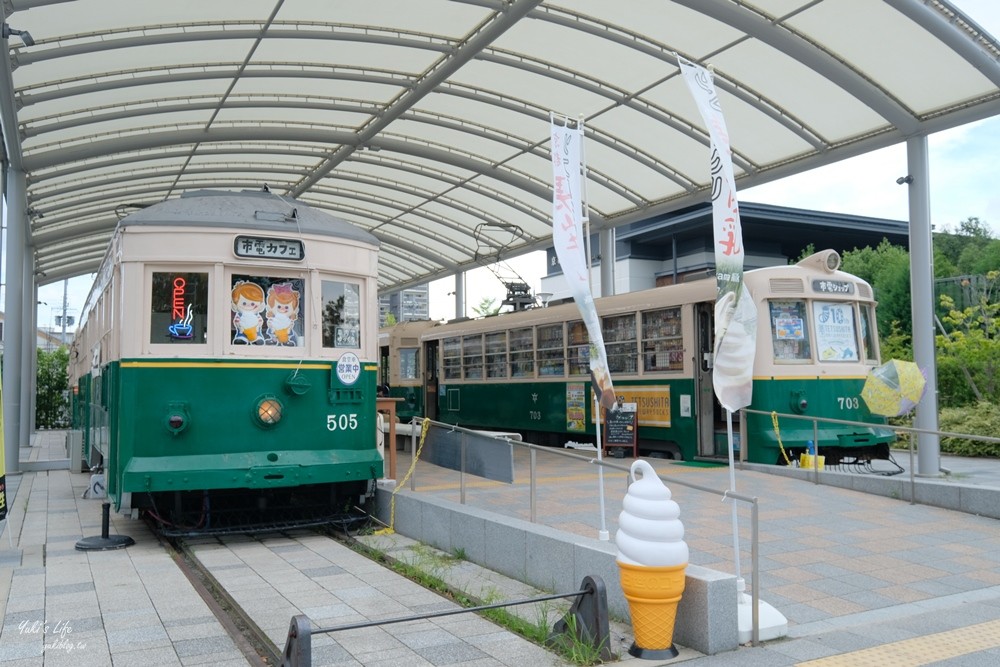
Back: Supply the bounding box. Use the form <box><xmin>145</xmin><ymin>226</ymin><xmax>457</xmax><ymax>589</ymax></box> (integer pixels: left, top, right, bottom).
<box><xmin>326</xmin><ymin>414</ymin><xmax>359</xmax><ymax>431</ymax></box>
<box><xmin>837</xmin><ymin>397</ymin><xmax>860</xmax><ymax>410</ymax></box>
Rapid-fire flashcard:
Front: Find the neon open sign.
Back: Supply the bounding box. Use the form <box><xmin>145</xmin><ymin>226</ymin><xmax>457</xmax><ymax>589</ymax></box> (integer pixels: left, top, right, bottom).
<box><xmin>167</xmin><ymin>276</ymin><xmax>194</xmax><ymax>339</ymax></box>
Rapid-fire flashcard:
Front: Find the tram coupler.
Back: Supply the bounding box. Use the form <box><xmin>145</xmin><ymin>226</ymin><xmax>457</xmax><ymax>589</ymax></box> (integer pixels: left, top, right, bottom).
<box><xmin>280</xmin><ymin>614</ymin><xmax>311</xmax><ymax>667</ymax></box>
<box><xmin>548</xmin><ymin>575</ymin><xmax>613</xmax><ymax>661</ymax></box>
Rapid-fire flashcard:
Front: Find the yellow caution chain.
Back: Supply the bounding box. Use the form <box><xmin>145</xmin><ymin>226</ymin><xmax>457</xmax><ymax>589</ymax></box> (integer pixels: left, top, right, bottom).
<box><xmin>374</xmin><ymin>417</ymin><xmax>432</xmax><ymax>536</ymax></box>
<box><xmin>771</xmin><ymin>411</ymin><xmax>793</xmax><ymax>466</ymax></box>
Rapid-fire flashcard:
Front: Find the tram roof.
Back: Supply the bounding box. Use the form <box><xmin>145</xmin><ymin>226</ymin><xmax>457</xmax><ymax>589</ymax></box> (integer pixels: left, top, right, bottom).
<box><xmin>119</xmin><ymin>189</ymin><xmax>380</xmax><ymax>247</ymax></box>
<box><xmin>3</xmin><ymin>1</ymin><xmax>1000</xmax><ymax>291</ymax></box>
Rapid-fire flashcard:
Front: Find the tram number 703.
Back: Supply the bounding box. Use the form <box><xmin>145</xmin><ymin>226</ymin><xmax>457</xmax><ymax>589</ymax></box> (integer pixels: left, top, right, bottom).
<box><xmin>837</xmin><ymin>397</ymin><xmax>860</xmax><ymax>410</ymax></box>
<box><xmin>326</xmin><ymin>414</ymin><xmax>359</xmax><ymax>431</ymax></box>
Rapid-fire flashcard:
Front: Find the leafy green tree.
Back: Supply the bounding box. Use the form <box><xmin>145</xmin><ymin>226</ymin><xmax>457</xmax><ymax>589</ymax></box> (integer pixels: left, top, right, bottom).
<box><xmin>36</xmin><ymin>346</ymin><xmax>70</xmax><ymax>428</ymax></box>
<box><xmin>933</xmin><ymin>217</ymin><xmax>996</xmax><ymax>276</ymax></box>
<box><xmin>935</xmin><ymin>270</ymin><xmax>999</xmax><ymax>407</ymax></box>
<box><xmin>472</xmin><ymin>296</ymin><xmax>501</xmax><ymax>317</ymax></box>
<box><xmin>384</xmin><ymin>312</ymin><xmax>397</xmax><ymax>327</ymax></box>
<box><xmin>841</xmin><ymin>240</ymin><xmax>912</xmax><ymax>339</ymax></box>
<box><xmin>957</xmin><ymin>239</ymin><xmax>1000</xmax><ymax>275</ymax></box>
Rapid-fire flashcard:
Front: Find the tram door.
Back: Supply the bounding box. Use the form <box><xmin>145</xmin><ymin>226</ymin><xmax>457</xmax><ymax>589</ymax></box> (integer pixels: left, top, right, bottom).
<box><xmin>695</xmin><ymin>302</ymin><xmax>717</xmax><ymax>457</ymax></box>
<box><xmin>423</xmin><ymin>339</ymin><xmax>439</xmax><ymax>421</ymax></box>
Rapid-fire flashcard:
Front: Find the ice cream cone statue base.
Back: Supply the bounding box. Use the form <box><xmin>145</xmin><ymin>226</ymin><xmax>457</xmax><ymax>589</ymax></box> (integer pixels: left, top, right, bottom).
<box><xmin>618</xmin><ymin>561</ymin><xmax>685</xmax><ymax>658</ymax></box>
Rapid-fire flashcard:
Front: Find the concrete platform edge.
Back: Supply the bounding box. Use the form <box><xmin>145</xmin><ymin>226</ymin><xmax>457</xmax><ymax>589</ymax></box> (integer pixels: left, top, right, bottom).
<box><xmin>374</xmin><ymin>487</ymin><xmax>740</xmax><ymax>655</ymax></box>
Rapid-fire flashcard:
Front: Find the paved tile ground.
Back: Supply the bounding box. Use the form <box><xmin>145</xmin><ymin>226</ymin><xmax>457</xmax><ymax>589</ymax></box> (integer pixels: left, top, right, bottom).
<box><xmin>389</xmin><ymin>441</ymin><xmax>1000</xmax><ymax>665</ymax></box>
<box><xmin>5</xmin><ymin>431</ymin><xmax>1000</xmax><ymax>665</ymax></box>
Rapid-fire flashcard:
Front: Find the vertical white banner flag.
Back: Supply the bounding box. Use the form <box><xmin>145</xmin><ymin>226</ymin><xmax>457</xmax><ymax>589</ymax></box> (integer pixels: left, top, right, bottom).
<box><xmin>550</xmin><ymin>115</ymin><xmax>617</xmax><ymax>410</ymax></box>
<box><xmin>678</xmin><ymin>57</ymin><xmax>757</xmax><ymax>412</ymax></box>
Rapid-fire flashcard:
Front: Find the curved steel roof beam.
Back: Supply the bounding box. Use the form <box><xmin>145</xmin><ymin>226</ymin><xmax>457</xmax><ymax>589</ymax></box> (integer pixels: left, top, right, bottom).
<box><xmin>288</xmin><ymin>0</ymin><xmax>545</xmax><ymax>196</ymax></box>
<box><xmin>888</xmin><ymin>0</ymin><xmax>1000</xmax><ymax>88</ymax></box>
<box><xmin>20</xmin><ymin>129</ymin><xmax>548</xmax><ymax>203</ymax></box>
<box><xmin>670</xmin><ymin>0</ymin><xmax>917</xmax><ymax>133</ymax></box>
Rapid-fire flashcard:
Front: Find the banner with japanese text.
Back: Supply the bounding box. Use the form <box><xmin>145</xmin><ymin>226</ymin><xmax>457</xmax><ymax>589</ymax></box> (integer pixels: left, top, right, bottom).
<box><xmin>678</xmin><ymin>57</ymin><xmax>757</xmax><ymax>412</ymax></box>
<box><xmin>550</xmin><ymin>115</ymin><xmax>617</xmax><ymax>410</ymax></box>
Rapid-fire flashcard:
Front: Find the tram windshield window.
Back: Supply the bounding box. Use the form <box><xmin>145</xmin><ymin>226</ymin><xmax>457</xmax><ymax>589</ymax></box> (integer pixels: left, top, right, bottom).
<box><xmin>485</xmin><ymin>332</ymin><xmax>507</xmax><ymax>379</ymax></box>
<box><xmin>231</xmin><ymin>275</ymin><xmax>306</xmax><ymax>347</ymax></box>
<box><xmin>321</xmin><ymin>280</ymin><xmax>361</xmax><ymax>349</ymax></box>
<box><xmin>568</xmin><ymin>321</ymin><xmax>589</xmax><ymax>376</ymax></box>
<box><xmin>642</xmin><ymin>308</ymin><xmax>683</xmax><ymax>372</ymax></box>
<box><xmin>510</xmin><ymin>327</ymin><xmax>534</xmax><ymax>377</ymax></box>
<box><xmin>813</xmin><ymin>301</ymin><xmax>859</xmax><ymax>362</ymax></box>
<box><xmin>769</xmin><ymin>300</ymin><xmax>811</xmax><ymax>362</ymax></box>
<box><xmin>603</xmin><ymin>314</ymin><xmax>638</xmax><ymax>374</ymax></box>
<box><xmin>399</xmin><ymin>348</ymin><xmax>419</xmax><ymax>380</ymax></box>
<box><xmin>537</xmin><ymin>324</ymin><xmax>565</xmax><ymax>376</ymax></box>
<box><xmin>860</xmin><ymin>305</ymin><xmax>878</xmax><ymax>363</ymax></box>
<box><xmin>443</xmin><ymin>337</ymin><xmax>462</xmax><ymax>380</ymax></box>
<box><xmin>151</xmin><ymin>272</ymin><xmax>208</xmax><ymax>344</ymax></box>
<box><xmin>463</xmin><ymin>334</ymin><xmax>484</xmax><ymax>379</ymax></box>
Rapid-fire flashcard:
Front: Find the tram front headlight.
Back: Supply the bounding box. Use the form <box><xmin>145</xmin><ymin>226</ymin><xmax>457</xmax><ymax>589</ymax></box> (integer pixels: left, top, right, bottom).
<box><xmin>790</xmin><ymin>391</ymin><xmax>808</xmax><ymax>414</ymax></box>
<box><xmin>165</xmin><ymin>401</ymin><xmax>190</xmax><ymax>435</ymax></box>
<box><xmin>255</xmin><ymin>396</ymin><xmax>284</xmax><ymax>427</ymax></box>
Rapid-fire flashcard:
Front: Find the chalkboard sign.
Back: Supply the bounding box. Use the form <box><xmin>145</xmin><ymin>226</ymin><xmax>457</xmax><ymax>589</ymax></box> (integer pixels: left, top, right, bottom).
<box><xmin>603</xmin><ymin>403</ymin><xmax>638</xmax><ymax>456</ymax></box>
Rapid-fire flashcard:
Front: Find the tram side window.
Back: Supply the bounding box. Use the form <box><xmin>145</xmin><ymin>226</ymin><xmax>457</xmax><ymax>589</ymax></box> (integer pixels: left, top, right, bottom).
<box><xmin>151</xmin><ymin>272</ymin><xmax>208</xmax><ymax>344</ymax></box>
<box><xmin>463</xmin><ymin>334</ymin><xmax>483</xmax><ymax>379</ymax></box>
<box><xmin>603</xmin><ymin>313</ymin><xmax>638</xmax><ymax>374</ymax></box>
<box><xmin>567</xmin><ymin>320</ymin><xmax>589</xmax><ymax>376</ymax></box>
<box><xmin>769</xmin><ymin>300</ymin><xmax>811</xmax><ymax>362</ymax></box>
<box><xmin>231</xmin><ymin>275</ymin><xmax>306</xmax><ymax>347</ymax></box>
<box><xmin>321</xmin><ymin>280</ymin><xmax>361</xmax><ymax>349</ymax></box>
<box><xmin>399</xmin><ymin>348</ymin><xmax>419</xmax><ymax>380</ymax></box>
<box><xmin>813</xmin><ymin>301</ymin><xmax>859</xmax><ymax>361</ymax></box>
<box><xmin>510</xmin><ymin>327</ymin><xmax>534</xmax><ymax>377</ymax></box>
<box><xmin>860</xmin><ymin>305</ymin><xmax>878</xmax><ymax>363</ymax></box>
<box><xmin>443</xmin><ymin>337</ymin><xmax>462</xmax><ymax>380</ymax></box>
<box><xmin>642</xmin><ymin>307</ymin><xmax>683</xmax><ymax>372</ymax></box>
<box><xmin>485</xmin><ymin>332</ymin><xmax>507</xmax><ymax>379</ymax></box>
<box><xmin>537</xmin><ymin>324</ymin><xmax>566</xmax><ymax>376</ymax></box>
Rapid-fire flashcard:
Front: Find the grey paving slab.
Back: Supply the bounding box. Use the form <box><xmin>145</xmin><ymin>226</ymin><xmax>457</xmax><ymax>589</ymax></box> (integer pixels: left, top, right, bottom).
<box><xmin>9</xmin><ymin>428</ymin><xmax>1000</xmax><ymax>666</ymax></box>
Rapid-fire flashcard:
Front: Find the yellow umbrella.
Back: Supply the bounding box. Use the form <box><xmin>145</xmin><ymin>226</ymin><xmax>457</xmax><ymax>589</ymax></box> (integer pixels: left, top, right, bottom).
<box><xmin>861</xmin><ymin>359</ymin><xmax>927</xmax><ymax>417</ymax></box>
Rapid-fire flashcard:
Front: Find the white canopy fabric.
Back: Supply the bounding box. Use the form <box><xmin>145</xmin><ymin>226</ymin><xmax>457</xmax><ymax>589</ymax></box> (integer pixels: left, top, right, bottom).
<box><xmin>3</xmin><ymin>0</ymin><xmax>1000</xmax><ymax>291</ymax></box>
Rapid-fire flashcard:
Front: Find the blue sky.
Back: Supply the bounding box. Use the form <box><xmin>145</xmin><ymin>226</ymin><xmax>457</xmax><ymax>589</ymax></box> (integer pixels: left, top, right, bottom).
<box><xmin>31</xmin><ymin>0</ymin><xmax>1000</xmax><ymax>325</ymax></box>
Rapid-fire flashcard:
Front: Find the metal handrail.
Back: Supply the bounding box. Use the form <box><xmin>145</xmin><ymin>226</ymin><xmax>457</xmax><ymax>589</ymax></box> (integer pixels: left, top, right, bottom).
<box><xmin>743</xmin><ymin>407</ymin><xmax>1000</xmax><ymax>502</ymax></box>
<box><xmin>403</xmin><ymin>417</ymin><xmax>764</xmax><ymax>645</ymax></box>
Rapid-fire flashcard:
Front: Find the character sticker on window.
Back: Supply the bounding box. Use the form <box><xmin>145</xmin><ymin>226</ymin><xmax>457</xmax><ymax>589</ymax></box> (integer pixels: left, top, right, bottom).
<box><xmin>266</xmin><ymin>282</ymin><xmax>300</xmax><ymax>346</ymax></box>
<box><xmin>232</xmin><ymin>280</ymin><xmax>266</xmax><ymax>344</ymax></box>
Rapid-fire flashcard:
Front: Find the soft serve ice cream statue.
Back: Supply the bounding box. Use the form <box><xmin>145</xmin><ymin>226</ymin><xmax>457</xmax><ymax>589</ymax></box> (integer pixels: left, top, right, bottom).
<box><xmin>615</xmin><ymin>460</ymin><xmax>689</xmax><ymax>658</ymax></box>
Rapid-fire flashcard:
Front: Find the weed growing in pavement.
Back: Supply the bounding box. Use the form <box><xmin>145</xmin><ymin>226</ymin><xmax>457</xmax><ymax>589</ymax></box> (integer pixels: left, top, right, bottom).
<box><xmin>348</xmin><ymin>539</ymin><xmax>609</xmax><ymax>665</ymax></box>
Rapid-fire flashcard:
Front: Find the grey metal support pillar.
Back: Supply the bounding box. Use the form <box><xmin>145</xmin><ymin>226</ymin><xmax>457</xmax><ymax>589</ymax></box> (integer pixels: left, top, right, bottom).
<box><xmin>3</xmin><ymin>168</ymin><xmax>26</xmax><ymax>471</ymax></box>
<box><xmin>599</xmin><ymin>228</ymin><xmax>615</xmax><ymax>297</ymax></box>
<box><xmin>453</xmin><ymin>271</ymin><xmax>465</xmax><ymax>320</ymax></box>
<box><xmin>905</xmin><ymin>135</ymin><xmax>941</xmax><ymax>476</ymax></box>
<box><xmin>20</xmin><ymin>253</ymin><xmax>35</xmax><ymax>451</ymax></box>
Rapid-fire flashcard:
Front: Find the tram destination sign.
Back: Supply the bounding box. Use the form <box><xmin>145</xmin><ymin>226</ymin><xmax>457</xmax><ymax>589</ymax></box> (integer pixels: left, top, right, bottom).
<box><xmin>812</xmin><ymin>279</ymin><xmax>854</xmax><ymax>295</ymax></box>
<box><xmin>234</xmin><ymin>235</ymin><xmax>304</xmax><ymax>261</ymax></box>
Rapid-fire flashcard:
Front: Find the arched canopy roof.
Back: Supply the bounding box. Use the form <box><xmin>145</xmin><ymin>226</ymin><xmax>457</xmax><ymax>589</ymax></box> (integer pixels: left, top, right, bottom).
<box><xmin>3</xmin><ymin>0</ymin><xmax>1000</xmax><ymax>292</ymax></box>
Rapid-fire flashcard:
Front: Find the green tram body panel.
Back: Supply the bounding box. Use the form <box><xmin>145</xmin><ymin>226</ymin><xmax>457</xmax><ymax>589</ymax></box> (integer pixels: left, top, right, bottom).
<box><xmin>434</xmin><ymin>378</ymin><xmax>698</xmax><ymax>457</ymax></box>
<box><xmin>746</xmin><ymin>375</ymin><xmax>894</xmax><ymax>464</ymax></box>
<box><xmin>388</xmin><ymin>385</ymin><xmax>423</xmax><ymax>424</ymax></box>
<box><xmin>430</xmin><ymin>375</ymin><xmax>892</xmax><ymax>465</ymax></box>
<box><xmin>82</xmin><ymin>358</ymin><xmax>382</xmax><ymax>505</ymax></box>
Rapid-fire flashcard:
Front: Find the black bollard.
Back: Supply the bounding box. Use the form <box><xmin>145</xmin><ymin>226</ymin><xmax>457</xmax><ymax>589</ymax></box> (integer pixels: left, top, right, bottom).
<box><xmin>76</xmin><ymin>502</ymin><xmax>135</xmax><ymax>551</ymax></box>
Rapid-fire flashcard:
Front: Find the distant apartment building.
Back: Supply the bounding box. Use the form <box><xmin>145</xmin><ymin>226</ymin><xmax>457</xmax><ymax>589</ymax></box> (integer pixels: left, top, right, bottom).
<box><xmin>379</xmin><ymin>284</ymin><xmax>429</xmax><ymax>326</ymax></box>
